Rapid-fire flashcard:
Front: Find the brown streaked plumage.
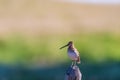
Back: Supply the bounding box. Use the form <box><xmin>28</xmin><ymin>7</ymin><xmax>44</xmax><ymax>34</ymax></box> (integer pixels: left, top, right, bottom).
<box><xmin>60</xmin><ymin>41</ymin><xmax>81</xmax><ymax>65</ymax></box>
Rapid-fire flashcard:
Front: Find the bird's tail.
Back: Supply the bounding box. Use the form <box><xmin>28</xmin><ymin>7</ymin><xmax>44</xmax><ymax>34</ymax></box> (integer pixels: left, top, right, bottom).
<box><xmin>77</xmin><ymin>57</ymin><xmax>81</xmax><ymax>64</ymax></box>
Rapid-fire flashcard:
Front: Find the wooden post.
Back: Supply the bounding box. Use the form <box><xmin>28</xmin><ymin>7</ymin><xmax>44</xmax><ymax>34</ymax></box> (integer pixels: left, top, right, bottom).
<box><xmin>65</xmin><ymin>65</ymin><xmax>82</xmax><ymax>80</ymax></box>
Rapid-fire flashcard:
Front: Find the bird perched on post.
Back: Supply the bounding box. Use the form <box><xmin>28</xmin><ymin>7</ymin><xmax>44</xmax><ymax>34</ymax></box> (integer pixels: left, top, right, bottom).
<box><xmin>60</xmin><ymin>41</ymin><xmax>81</xmax><ymax>65</ymax></box>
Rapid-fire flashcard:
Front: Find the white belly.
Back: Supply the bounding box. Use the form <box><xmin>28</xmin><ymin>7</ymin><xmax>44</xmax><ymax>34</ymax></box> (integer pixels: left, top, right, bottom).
<box><xmin>68</xmin><ymin>51</ymin><xmax>78</xmax><ymax>60</ymax></box>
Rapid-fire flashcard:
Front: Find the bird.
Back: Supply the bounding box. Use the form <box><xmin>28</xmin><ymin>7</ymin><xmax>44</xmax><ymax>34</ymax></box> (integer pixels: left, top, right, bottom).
<box><xmin>60</xmin><ymin>41</ymin><xmax>80</xmax><ymax>65</ymax></box>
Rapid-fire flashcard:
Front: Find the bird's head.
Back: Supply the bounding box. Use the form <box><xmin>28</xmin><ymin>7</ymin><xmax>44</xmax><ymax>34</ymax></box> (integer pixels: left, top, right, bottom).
<box><xmin>60</xmin><ymin>41</ymin><xmax>73</xmax><ymax>49</ymax></box>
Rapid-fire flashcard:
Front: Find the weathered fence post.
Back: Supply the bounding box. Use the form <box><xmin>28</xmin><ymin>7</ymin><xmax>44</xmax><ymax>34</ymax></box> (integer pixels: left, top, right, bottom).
<box><xmin>65</xmin><ymin>65</ymin><xmax>82</xmax><ymax>80</ymax></box>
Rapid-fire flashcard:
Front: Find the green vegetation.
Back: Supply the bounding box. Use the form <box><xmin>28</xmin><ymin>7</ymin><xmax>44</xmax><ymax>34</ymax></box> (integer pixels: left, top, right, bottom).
<box><xmin>0</xmin><ymin>33</ymin><xmax>120</xmax><ymax>66</ymax></box>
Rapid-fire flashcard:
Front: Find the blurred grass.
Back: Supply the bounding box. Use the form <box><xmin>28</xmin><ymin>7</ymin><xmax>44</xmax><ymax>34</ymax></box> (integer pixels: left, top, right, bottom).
<box><xmin>0</xmin><ymin>33</ymin><xmax>120</xmax><ymax>66</ymax></box>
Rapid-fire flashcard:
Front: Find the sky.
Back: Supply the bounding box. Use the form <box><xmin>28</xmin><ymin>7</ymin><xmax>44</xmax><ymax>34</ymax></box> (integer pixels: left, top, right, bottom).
<box><xmin>60</xmin><ymin>0</ymin><xmax>120</xmax><ymax>4</ymax></box>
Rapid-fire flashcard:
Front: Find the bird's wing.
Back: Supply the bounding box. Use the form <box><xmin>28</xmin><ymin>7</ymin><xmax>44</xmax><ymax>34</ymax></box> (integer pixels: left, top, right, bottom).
<box><xmin>74</xmin><ymin>48</ymin><xmax>80</xmax><ymax>57</ymax></box>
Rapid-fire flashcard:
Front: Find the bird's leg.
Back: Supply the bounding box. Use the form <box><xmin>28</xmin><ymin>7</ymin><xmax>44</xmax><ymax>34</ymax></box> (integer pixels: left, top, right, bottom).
<box><xmin>71</xmin><ymin>60</ymin><xmax>74</xmax><ymax>67</ymax></box>
<box><xmin>71</xmin><ymin>60</ymin><xmax>77</xmax><ymax>67</ymax></box>
<box><xmin>74</xmin><ymin>60</ymin><xmax>76</xmax><ymax>66</ymax></box>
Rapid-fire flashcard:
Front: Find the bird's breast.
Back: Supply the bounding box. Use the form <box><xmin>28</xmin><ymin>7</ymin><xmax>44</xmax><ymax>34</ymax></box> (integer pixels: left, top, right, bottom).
<box><xmin>67</xmin><ymin>50</ymin><xmax>78</xmax><ymax>60</ymax></box>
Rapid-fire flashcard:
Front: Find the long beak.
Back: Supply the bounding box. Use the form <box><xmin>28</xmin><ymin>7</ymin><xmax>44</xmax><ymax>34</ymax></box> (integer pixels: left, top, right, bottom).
<box><xmin>59</xmin><ymin>44</ymin><xmax>68</xmax><ymax>49</ymax></box>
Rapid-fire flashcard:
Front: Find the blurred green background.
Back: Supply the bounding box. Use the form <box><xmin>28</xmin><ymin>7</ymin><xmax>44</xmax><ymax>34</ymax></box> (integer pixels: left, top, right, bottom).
<box><xmin>0</xmin><ymin>0</ymin><xmax>120</xmax><ymax>80</ymax></box>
